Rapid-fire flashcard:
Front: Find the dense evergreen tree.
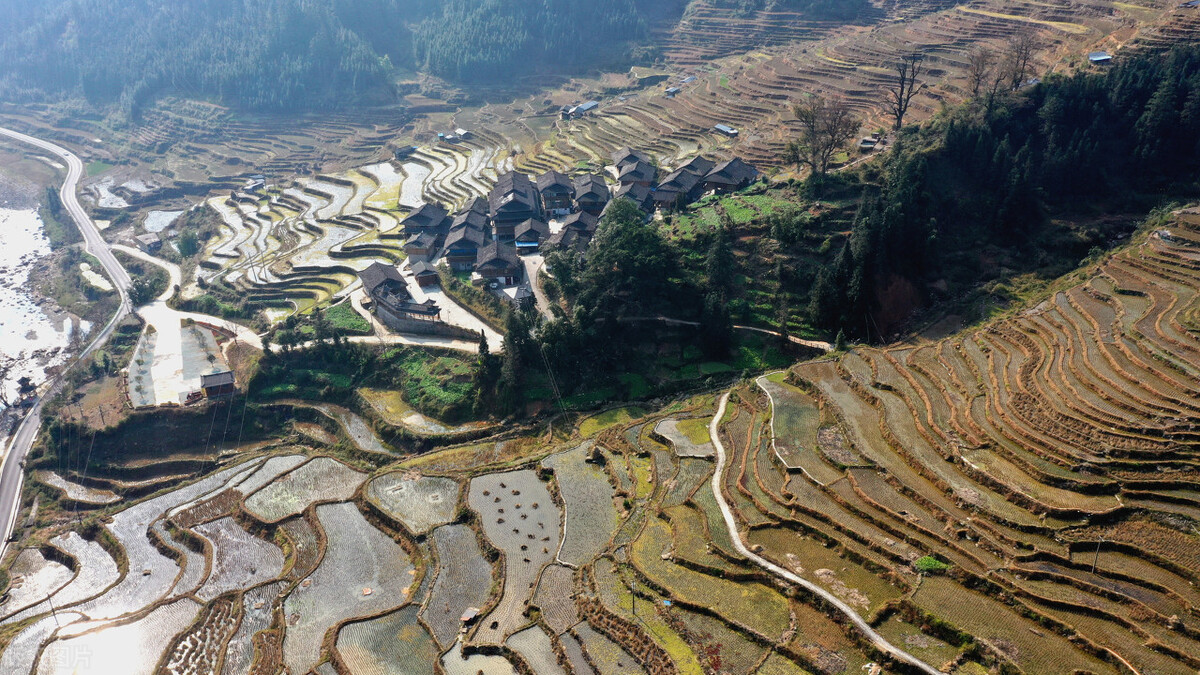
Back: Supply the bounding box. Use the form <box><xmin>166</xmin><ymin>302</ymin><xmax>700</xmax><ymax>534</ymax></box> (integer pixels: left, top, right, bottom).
<box><xmin>807</xmin><ymin>45</ymin><xmax>1200</xmax><ymax>337</ymax></box>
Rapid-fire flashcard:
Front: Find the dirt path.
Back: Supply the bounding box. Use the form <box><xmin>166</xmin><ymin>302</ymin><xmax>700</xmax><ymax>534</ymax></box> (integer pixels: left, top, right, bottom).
<box><xmin>707</xmin><ymin>391</ymin><xmax>944</xmax><ymax>675</ymax></box>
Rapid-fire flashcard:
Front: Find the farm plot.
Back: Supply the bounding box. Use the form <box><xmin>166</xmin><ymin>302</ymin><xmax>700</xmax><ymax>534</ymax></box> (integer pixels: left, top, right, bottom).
<box><xmin>440</xmin><ymin>642</ymin><xmax>517</xmax><ymax>675</ymax></box>
<box><xmin>423</xmin><ymin>524</ymin><xmax>496</xmax><ymax>648</ymax></box>
<box><xmin>37</xmin><ymin>598</ymin><xmax>201</xmax><ymax>675</ymax></box>
<box><xmin>72</xmin><ymin>460</ymin><xmax>261</xmax><ymax>620</ymax></box>
<box><xmin>0</xmin><ymin>611</ymin><xmax>82</xmax><ymax>674</ymax></box>
<box><xmin>0</xmin><ymin>548</ymin><xmax>73</xmax><ymax>619</ymax></box>
<box><xmin>654</xmin><ymin>418</ymin><xmax>715</xmax><ymax>457</ymax></box>
<box><xmin>308</xmin><ymin>403</ymin><xmax>395</xmax><ymax>455</ymax></box>
<box><xmin>467</xmin><ymin>470</ymin><xmax>562</xmax><ymax>644</ymax></box>
<box><xmin>282</xmin><ymin>502</ymin><xmax>415</xmax><ymax>674</ymax></box>
<box><xmin>192</xmin><ymin>516</ymin><xmax>285</xmax><ymax>601</ymax></box>
<box><xmin>35</xmin><ymin>470</ymin><xmax>119</xmax><ymax>505</ymax></box>
<box><xmin>661</xmin><ymin>457</ymin><xmax>712</xmax><ymax>508</ymax></box>
<box><xmin>153</xmin><ymin>519</ymin><xmax>208</xmax><ymax>596</ymax></box>
<box><xmin>543</xmin><ymin>442</ymin><xmax>620</xmax><ymax>566</ymax></box>
<box><xmin>231</xmin><ymin>454</ymin><xmax>307</xmax><ymax>496</ymax></box>
<box><xmin>365</xmin><ymin>473</ymin><xmax>460</xmax><ymax>535</ymax></box>
<box><xmin>335</xmin><ymin>605</ymin><xmax>439</xmax><ymax>675</ymax></box>
<box><xmin>161</xmin><ymin>596</ymin><xmax>240</xmax><ymax>675</ymax></box>
<box><xmin>755</xmin><ymin>374</ymin><xmax>845</xmax><ymax>484</ymax></box>
<box><xmin>507</xmin><ymin>625</ymin><xmax>566</xmax><ymax>675</ymax></box>
<box><xmin>573</xmin><ymin>623</ymin><xmax>647</xmax><ymax>675</ymax></box>
<box><xmin>279</xmin><ymin>515</ymin><xmax>322</xmax><ymax>578</ymax></box>
<box><xmin>631</xmin><ymin>517</ymin><xmax>790</xmax><ymax>639</ymax></box>
<box><xmin>221</xmin><ymin>580</ymin><xmax>287</xmax><ymax>675</ymax></box>
<box><xmin>533</xmin><ymin>563</ymin><xmax>579</xmax><ymax>635</ymax></box>
<box><xmin>244</xmin><ymin>456</ymin><xmax>366</xmax><ymax>523</ymax></box>
<box><xmin>2</xmin><ymin>532</ymin><xmax>120</xmax><ymax>625</ymax></box>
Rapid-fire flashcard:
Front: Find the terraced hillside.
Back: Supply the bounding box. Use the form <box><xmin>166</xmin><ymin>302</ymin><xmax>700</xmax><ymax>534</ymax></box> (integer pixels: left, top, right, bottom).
<box><xmin>723</xmin><ymin>208</ymin><xmax>1200</xmax><ymax>673</ymax></box>
<box><xmin>6</xmin><ymin>209</ymin><xmax>1200</xmax><ymax>674</ymax></box>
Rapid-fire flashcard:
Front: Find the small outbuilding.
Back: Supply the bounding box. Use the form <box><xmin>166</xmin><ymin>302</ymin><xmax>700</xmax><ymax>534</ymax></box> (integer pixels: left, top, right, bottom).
<box><xmin>411</xmin><ymin>260</ymin><xmax>440</xmax><ymax>287</ymax></box>
<box><xmin>1088</xmin><ymin>51</ymin><xmax>1113</xmax><ymax>65</ymax></box>
<box><xmin>201</xmin><ymin>371</ymin><xmax>236</xmax><ymax>398</ymax></box>
<box><xmin>714</xmin><ymin>124</ymin><xmax>739</xmax><ymax>137</ymax></box>
<box><xmin>135</xmin><ymin>232</ymin><xmax>163</xmax><ymax>253</ymax></box>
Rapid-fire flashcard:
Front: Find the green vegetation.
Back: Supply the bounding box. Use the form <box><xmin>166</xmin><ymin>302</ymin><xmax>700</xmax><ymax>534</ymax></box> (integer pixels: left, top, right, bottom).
<box><xmin>114</xmin><ymin>251</ymin><xmax>170</xmax><ymax>306</ymax></box>
<box><xmin>251</xmin><ymin>341</ymin><xmax>476</xmax><ymax>422</ymax></box>
<box><xmin>914</xmin><ymin>556</ymin><xmax>951</xmax><ymax>574</ymax></box>
<box><xmin>39</xmin><ymin>186</ymin><xmax>79</xmax><ymax>249</ymax></box>
<box><xmin>809</xmin><ymin>45</ymin><xmax>1200</xmax><ymax>338</ymax></box>
<box><xmin>0</xmin><ymin>0</ymin><xmax>679</xmax><ymax>112</ymax></box>
<box><xmin>85</xmin><ymin>161</ymin><xmax>113</xmax><ymax>176</ymax></box>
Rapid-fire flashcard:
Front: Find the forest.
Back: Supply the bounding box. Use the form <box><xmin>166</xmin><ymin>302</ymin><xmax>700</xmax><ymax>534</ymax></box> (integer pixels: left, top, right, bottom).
<box><xmin>0</xmin><ymin>0</ymin><xmax>680</xmax><ymax>113</ymax></box>
<box><xmin>808</xmin><ymin>45</ymin><xmax>1200</xmax><ymax>338</ymax></box>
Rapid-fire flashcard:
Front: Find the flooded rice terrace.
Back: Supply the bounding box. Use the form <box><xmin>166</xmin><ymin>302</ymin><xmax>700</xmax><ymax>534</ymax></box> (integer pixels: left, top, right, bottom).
<box><xmin>0</xmin><ymin>205</ymin><xmax>76</xmax><ymax>405</ymax></box>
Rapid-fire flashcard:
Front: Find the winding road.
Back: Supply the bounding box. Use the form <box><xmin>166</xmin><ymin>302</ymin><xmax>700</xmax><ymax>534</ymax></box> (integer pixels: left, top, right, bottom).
<box><xmin>0</xmin><ymin>126</ymin><xmax>133</xmax><ymax>561</ymax></box>
<box><xmin>707</xmin><ymin>391</ymin><xmax>943</xmax><ymax>674</ymax></box>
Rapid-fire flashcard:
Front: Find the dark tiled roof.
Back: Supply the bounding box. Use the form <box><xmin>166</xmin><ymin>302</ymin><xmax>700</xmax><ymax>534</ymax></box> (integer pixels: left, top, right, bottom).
<box><xmin>450</xmin><ymin>209</ymin><xmax>489</xmax><ymax>232</ymax></box>
<box><xmin>410</xmin><ymin>260</ymin><xmax>439</xmax><ymax>277</ymax></box>
<box><xmin>676</xmin><ymin>156</ymin><xmax>716</xmax><ymax>176</ymax></box>
<box><xmin>615</xmin><ymin>183</ymin><xmax>653</xmax><ymax>208</ymax></box>
<box><xmin>464</xmin><ymin>196</ymin><xmax>489</xmax><ymax>214</ymax></box>
<box><xmin>489</xmin><ymin>172</ymin><xmax>539</xmax><ymax>214</ymax></box>
<box><xmin>573</xmin><ymin>174</ymin><xmax>611</xmax><ymax>201</ymax></box>
<box><xmin>705</xmin><ymin>158</ymin><xmax>760</xmax><ymax>186</ymax></box>
<box><xmin>515</xmin><ymin>218</ymin><xmax>550</xmax><ymax>241</ymax></box>
<box><xmin>617</xmin><ymin>160</ymin><xmax>657</xmax><ymax>184</ymax></box>
<box><xmin>657</xmin><ymin>169</ymin><xmax>701</xmax><ymax>193</ymax></box>
<box><xmin>611</xmin><ymin>147</ymin><xmax>649</xmax><ymax>168</ymax></box>
<box><xmin>476</xmin><ymin>241</ymin><xmax>521</xmax><ymax>269</ymax></box>
<box><xmin>444</xmin><ymin>226</ymin><xmax>487</xmax><ymax>249</ymax></box>
<box><xmin>201</xmin><ymin>371</ymin><xmax>235</xmax><ymax>387</ymax></box>
<box><xmin>547</xmin><ymin>227</ymin><xmax>592</xmax><ymax>252</ymax></box>
<box><xmin>401</xmin><ymin>203</ymin><xmax>448</xmax><ymax>230</ymax></box>
<box><xmin>406</xmin><ymin>232</ymin><xmax>437</xmax><ymax>249</ymax></box>
<box><xmin>536</xmin><ymin>170</ymin><xmax>572</xmax><ymax>193</ymax></box>
<box><xmin>359</xmin><ymin>262</ymin><xmax>406</xmax><ymax>296</ymax></box>
<box><xmin>560</xmin><ymin>211</ymin><xmax>599</xmax><ymax>233</ymax></box>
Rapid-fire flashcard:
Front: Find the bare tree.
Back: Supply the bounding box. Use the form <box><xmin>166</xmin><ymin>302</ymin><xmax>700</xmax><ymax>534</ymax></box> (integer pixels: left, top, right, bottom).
<box><xmin>785</xmin><ymin>96</ymin><xmax>860</xmax><ymax>179</ymax></box>
<box><xmin>966</xmin><ymin>45</ymin><xmax>1012</xmax><ymax>112</ymax></box>
<box><xmin>1005</xmin><ymin>32</ymin><xmax>1036</xmax><ymax>91</ymax></box>
<box><xmin>967</xmin><ymin>46</ymin><xmax>995</xmax><ymax>98</ymax></box>
<box><xmin>885</xmin><ymin>52</ymin><xmax>925</xmax><ymax>130</ymax></box>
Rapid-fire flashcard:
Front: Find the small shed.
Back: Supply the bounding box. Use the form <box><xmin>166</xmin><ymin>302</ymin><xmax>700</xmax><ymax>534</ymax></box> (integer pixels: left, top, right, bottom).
<box><xmin>135</xmin><ymin>232</ymin><xmax>162</xmax><ymax>253</ymax></box>
<box><xmin>714</xmin><ymin>124</ymin><xmax>739</xmax><ymax>137</ymax></box>
<box><xmin>1088</xmin><ymin>51</ymin><xmax>1113</xmax><ymax>65</ymax></box>
<box><xmin>201</xmin><ymin>371</ymin><xmax>236</xmax><ymax>398</ymax></box>
<box><xmin>411</xmin><ymin>261</ymin><xmax>440</xmax><ymax>287</ymax></box>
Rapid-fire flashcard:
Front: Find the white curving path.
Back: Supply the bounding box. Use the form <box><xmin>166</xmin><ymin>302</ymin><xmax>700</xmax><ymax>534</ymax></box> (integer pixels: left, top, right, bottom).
<box><xmin>707</xmin><ymin>391</ymin><xmax>944</xmax><ymax>674</ymax></box>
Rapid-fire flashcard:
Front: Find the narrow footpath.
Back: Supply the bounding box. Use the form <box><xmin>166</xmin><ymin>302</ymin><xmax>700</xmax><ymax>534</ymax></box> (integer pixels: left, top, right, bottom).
<box><xmin>707</xmin><ymin>391</ymin><xmax>943</xmax><ymax>675</ymax></box>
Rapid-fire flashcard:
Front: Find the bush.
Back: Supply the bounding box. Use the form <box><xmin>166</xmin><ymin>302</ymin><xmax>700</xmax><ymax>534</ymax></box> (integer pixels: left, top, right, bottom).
<box><xmin>914</xmin><ymin>555</ymin><xmax>950</xmax><ymax>574</ymax></box>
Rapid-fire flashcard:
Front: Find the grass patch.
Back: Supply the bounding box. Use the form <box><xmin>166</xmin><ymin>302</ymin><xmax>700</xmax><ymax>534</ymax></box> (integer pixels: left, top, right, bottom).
<box><xmin>579</xmin><ymin>406</ymin><xmax>646</xmax><ymax>437</ymax></box>
<box><xmin>324</xmin><ymin>301</ymin><xmax>371</xmax><ymax>335</ymax></box>
<box><xmin>675</xmin><ymin>418</ymin><xmax>711</xmax><ymax>445</ymax></box>
<box><xmin>86</xmin><ymin>160</ymin><xmax>114</xmax><ymax>176</ymax></box>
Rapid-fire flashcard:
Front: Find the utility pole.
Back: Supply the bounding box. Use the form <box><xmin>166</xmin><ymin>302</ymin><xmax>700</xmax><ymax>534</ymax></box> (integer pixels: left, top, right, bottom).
<box><xmin>1091</xmin><ymin>535</ymin><xmax>1105</xmax><ymax>574</ymax></box>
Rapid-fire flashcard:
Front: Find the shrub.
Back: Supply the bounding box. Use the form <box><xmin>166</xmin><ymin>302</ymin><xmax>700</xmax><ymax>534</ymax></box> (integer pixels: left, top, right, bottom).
<box><xmin>914</xmin><ymin>555</ymin><xmax>950</xmax><ymax>574</ymax></box>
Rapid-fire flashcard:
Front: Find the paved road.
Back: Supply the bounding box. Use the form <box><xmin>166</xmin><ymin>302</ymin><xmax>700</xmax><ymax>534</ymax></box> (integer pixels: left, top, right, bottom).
<box><xmin>0</xmin><ymin>126</ymin><xmax>133</xmax><ymax>561</ymax></box>
<box><xmin>707</xmin><ymin>391</ymin><xmax>943</xmax><ymax>674</ymax></box>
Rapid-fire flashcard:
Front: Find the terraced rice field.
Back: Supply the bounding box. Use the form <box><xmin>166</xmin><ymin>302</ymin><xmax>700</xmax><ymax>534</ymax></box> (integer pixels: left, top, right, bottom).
<box><xmin>365</xmin><ymin>473</ymin><xmax>460</xmax><ymax>535</ymax></box>
<box><xmin>282</xmin><ymin>502</ymin><xmax>415</xmax><ymax>673</ymax></box>
<box><xmin>423</xmin><ymin>523</ymin><xmax>496</xmax><ymax>648</ymax></box>
<box><xmin>543</xmin><ymin>442</ymin><xmax>620</xmax><ymax>566</ymax></box>
<box><xmin>467</xmin><ymin>470</ymin><xmax>561</xmax><ymax>644</ymax></box>
<box><xmin>243</xmin><ymin>456</ymin><xmax>366</xmax><ymax>522</ymax></box>
<box><xmin>192</xmin><ymin>517</ymin><xmax>285</xmax><ymax>601</ymax></box>
<box><xmin>335</xmin><ymin>606</ymin><xmax>439</xmax><ymax>675</ymax></box>
<box><xmin>705</xmin><ymin>211</ymin><xmax>1200</xmax><ymax>674</ymax></box>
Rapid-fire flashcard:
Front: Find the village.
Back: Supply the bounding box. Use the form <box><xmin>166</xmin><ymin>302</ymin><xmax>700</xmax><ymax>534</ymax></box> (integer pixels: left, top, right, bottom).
<box><xmin>359</xmin><ymin>146</ymin><xmax>760</xmax><ymax>338</ymax></box>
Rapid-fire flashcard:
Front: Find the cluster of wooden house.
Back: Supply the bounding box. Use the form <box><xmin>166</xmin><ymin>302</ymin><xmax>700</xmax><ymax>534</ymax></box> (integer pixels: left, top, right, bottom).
<box><xmin>396</xmin><ymin>150</ymin><xmax>759</xmax><ymax>290</ymax></box>
<box><xmin>610</xmin><ymin>147</ymin><xmax>760</xmax><ymax>213</ymax></box>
